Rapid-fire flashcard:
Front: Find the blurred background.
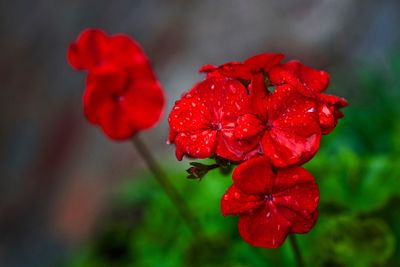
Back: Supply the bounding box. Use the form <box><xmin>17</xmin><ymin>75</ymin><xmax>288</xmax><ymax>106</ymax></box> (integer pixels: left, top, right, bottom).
<box><xmin>1</xmin><ymin>0</ymin><xmax>400</xmax><ymax>266</ymax></box>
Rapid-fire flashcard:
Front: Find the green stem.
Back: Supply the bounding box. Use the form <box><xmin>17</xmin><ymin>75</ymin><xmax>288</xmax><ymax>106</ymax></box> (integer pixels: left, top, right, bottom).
<box><xmin>289</xmin><ymin>235</ymin><xmax>305</xmax><ymax>267</ymax></box>
<box><xmin>131</xmin><ymin>136</ymin><xmax>203</xmax><ymax>239</ymax></box>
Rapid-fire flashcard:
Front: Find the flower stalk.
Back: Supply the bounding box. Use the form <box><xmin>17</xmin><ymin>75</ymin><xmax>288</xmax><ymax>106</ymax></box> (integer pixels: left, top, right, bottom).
<box><xmin>289</xmin><ymin>235</ymin><xmax>305</xmax><ymax>267</ymax></box>
<box><xmin>132</xmin><ymin>135</ymin><xmax>203</xmax><ymax>239</ymax></box>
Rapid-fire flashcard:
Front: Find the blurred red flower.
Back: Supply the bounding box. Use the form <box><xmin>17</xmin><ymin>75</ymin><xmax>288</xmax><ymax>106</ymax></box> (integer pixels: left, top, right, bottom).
<box><xmin>221</xmin><ymin>157</ymin><xmax>319</xmax><ymax>248</ymax></box>
<box><xmin>67</xmin><ymin>28</ymin><xmax>164</xmax><ymax>140</ymax></box>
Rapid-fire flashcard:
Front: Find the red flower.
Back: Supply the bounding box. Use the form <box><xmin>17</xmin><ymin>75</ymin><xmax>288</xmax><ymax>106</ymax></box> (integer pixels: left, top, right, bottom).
<box><xmin>221</xmin><ymin>157</ymin><xmax>319</xmax><ymax>248</ymax></box>
<box><xmin>67</xmin><ymin>28</ymin><xmax>165</xmax><ymax>140</ymax></box>
<box><xmin>235</xmin><ymin>79</ymin><xmax>321</xmax><ymax>167</ymax></box>
<box><xmin>168</xmin><ymin>76</ymin><xmax>261</xmax><ymax>161</ymax></box>
<box><xmin>269</xmin><ymin>60</ymin><xmax>347</xmax><ymax>134</ymax></box>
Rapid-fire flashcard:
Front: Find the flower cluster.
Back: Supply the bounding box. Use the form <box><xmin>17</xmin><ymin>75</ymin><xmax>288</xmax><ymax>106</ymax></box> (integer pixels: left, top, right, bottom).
<box><xmin>168</xmin><ymin>53</ymin><xmax>347</xmax><ymax>248</ymax></box>
<box><xmin>67</xmin><ymin>28</ymin><xmax>164</xmax><ymax>140</ymax></box>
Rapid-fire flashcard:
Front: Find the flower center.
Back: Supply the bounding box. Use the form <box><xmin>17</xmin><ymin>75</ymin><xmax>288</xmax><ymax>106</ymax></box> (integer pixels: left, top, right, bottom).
<box><xmin>264</xmin><ymin>193</ymin><xmax>274</xmax><ymax>202</ymax></box>
<box><xmin>112</xmin><ymin>93</ymin><xmax>124</xmax><ymax>102</ymax></box>
<box><xmin>211</xmin><ymin>122</ymin><xmax>222</xmax><ymax>131</ymax></box>
<box><xmin>265</xmin><ymin>121</ymin><xmax>273</xmax><ymax>131</ymax></box>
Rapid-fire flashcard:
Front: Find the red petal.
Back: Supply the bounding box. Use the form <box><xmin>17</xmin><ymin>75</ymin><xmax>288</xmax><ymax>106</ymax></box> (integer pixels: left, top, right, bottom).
<box><xmin>86</xmin><ymin>63</ymin><xmax>127</xmax><ymax>93</ymax></box>
<box><xmin>320</xmin><ymin>94</ymin><xmax>348</xmax><ymax>107</ymax></box>
<box><xmin>263</xmin><ymin>85</ymin><xmax>321</xmax><ymax>167</ymax></box>
<box><xmin>273</xmin><ymin>167</ymin><xmax>319</xmax><ymax>216</ymax></box>
<box><xmin>194</xmin><ymin>77</ymin><xmax>251</xmax><ymax>117</ymax></box>
<box><xmin>121</xmin><ymin>79</ymin><xmax>165</xmax><ymax>130</ymax></box>
<box><xmin>108</xmin><ymin>35</ymin><xmax>155</xmax><ymax>80</ymax></box>
<box><xmin>67</xmin><ymin>28</ymin><xmax>109</xmax><ymax>70</ymax></box>
<box><xmin>83</xmin><ymin>83</ymin><xmax>115</xmax><ymax>124</ymax></box>
<box><xmin>244</xmin><ymin>53</ymin><xmax>284</xmax><ymax>73</ymax></box>
<box><xmin>249</xmin><ymin>73</ymin><xmax>269</xmax><ymax>114</ymax></box>
<box><xmin>318</xmin><ymin>94</ymin><xmax>348</xmax><ymax>134</ymax></box>
<box><xmin>199</xmin><ymin>62</ymin><xmax>252</xmax><ymax>80</ymax></box>
<box><xmin>238</xmin><ymin>203</ymin><xmax>291</xmax><ymax>248</ymax></box>
<box><xmin>284</xmin><ymin>60</ymin><xmax>330</xmax><ymax>92</ymax></box>
<box><xmin>218</xmin><ymin>62</ymin><xmax>253</xmax><ymax>80</ymax></box>
<box><xmin>234</xmin><ymin>114</ymin><xmax>264</xmax><ymax>139</ymax></box>
<box><xmin>84</xmin><ymin>85</ymin><xmax>135</xmax><ymax>140</ymax></box>
<box><xmin>268</xmin><ymin>61</ymin><xmax>329</xmax><ymax>94</ymax></box>
<box><xmin>216</xmin><ymin>128</ymin><xmax>261</xmax><ymax>161</ymax></box>
<box><xmin>99</xmin><ymin>106</ymin><xmax>137</xmax><ymax>140</ymax></box>
<box><xmin>199</xmin><ymin>64</ymin><xmax>218</xmax><ymax>73</ymax></box>
<box><xmin>174</xmin><ymin>130</ymin><xmax>217</xmax><ymax>159</ymax></box>
<box><xmin>221</xmin><ymin>185</ymin><xmax>263</xmax><ymax>216</ymax></box>
<box><xmin>318</xmin><ymin>103</ymin><xmax>336</xmax><ymax>134</ymax></box>
<box><xmin>232</xmin><ymin>157</ymin><xmax>275</xmax><ymax>195</ymax></box>
<box><xmin>168</xmin><ymin>92</ymin><xmax>211</xmax><ymax>133</ymax></box>
<box><xmin>268</xmin><ymin>65</ymin><xmax>314</xmax><ymax>97</ymax></box>
<box><xmin>287</xmin><ymin>210</ymin><xmax>319</xmax><ymax>234</ymax></box>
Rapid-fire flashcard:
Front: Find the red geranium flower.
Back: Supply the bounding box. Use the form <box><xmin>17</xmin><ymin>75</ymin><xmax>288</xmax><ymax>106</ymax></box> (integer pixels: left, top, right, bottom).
<box><xmin>168</xmin><ymin>76</ymin><xmax>261</xmax><ymax>161</ymax></box>
<box><xmin>268</xmin><ymin>60</ymin><xmax>347</xmax><ymax>134</ymax></box>
<box><xmin>221</xmin><ymin>157</ymin><xmax>319</xmax><ymax>248</ymax></box>
<box><xmin>67</xmin><ymin>28</ymin><xmax>165</xmax><ymax>140</ymax></box>
<box><xmin>235</xmin><ymin>78</ymin><xmax>321</xmax><ymax>167</ymax></box>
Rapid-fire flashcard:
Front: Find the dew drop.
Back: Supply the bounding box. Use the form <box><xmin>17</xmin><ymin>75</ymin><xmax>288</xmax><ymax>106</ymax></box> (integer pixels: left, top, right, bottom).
<box><xmin>235</xmin><ymin>102</ymin><xmax>241</xmax><ymax>110</ymax></box>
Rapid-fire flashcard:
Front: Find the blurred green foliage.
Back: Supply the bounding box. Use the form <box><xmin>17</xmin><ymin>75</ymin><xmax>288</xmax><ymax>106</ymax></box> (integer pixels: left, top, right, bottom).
<box><xmin>67</xmin><ymin>54</ymin><xmax>400</xmax><ymax>267</ymax></box>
